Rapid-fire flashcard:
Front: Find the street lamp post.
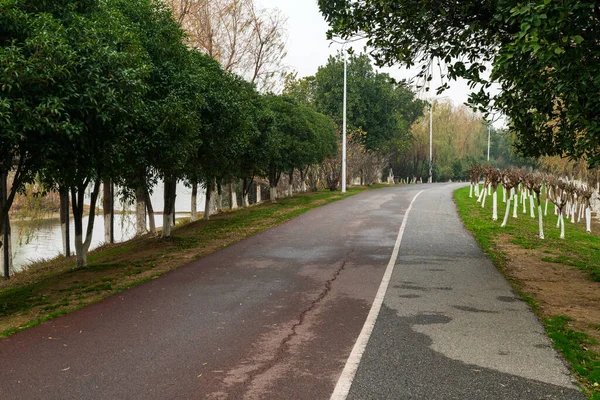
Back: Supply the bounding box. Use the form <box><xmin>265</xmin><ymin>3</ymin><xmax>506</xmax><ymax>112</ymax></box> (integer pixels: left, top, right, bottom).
<box><xmin>429</xmin><ymin>104</ymin><xmax>433</xmax><ymax>184</ymax></box>
<box><xmin>342</xmin><ymin>46</ymin><xmax>347</xmax><ymax>193</ymax></box>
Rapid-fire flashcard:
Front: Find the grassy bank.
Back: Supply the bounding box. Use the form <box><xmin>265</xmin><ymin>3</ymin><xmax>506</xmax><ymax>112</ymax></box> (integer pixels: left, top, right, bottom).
<box><xmin>0</xmin><ymin>186</ymin><xmax>384</xmax><ymax>337</ymax></box>
<box><xmin>454</xmin><ymin>186</ymin><xmax>600</xmax><ymax>399</ymax></box>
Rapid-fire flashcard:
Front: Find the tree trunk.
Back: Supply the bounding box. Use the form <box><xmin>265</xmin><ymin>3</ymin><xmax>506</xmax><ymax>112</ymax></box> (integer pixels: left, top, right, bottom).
<box><xmin>492</xmin><ymin>189</ymin><xmax>498</xmax><ymax>220</ymax></box>
<box><xmin>71</xmin><ymin>180</ymin><xmax>101</xmax><ymax>267</ymax></box>
<box><xmin>144</xmin><ymin>188</ymin><xmax>156</xmax><ymax>235</ymax></box>
<box><xmin>204</xmin><ymin>181</ymin><xmax>214</xmax><ymax>221</ymax></box>
<box><xmin>242</xmin><ymin>177</ymin><xmax>252</xmax><ymax>207</ymax></box>
<box><xmin>191</xmin><ymin>182</ymin><xmax>198</xmax><ymax>221</ymax></box>
<box><xmin>103</xmin><ymin>180</ymin><xmax>114</xmax><ymax>244</ymax></box>
<box><xmin>1</xmin><ymin>172</ymin><xmax>11</xmax><ymax>278</ymax></box>
<box><xmin>256</xmin><ymin>181</ymin><xmax>262</xmax><ymax>203</ymax></box>
<box><xmin>135</xmin><ymin>186</ymin><xmax>147</xmax><ymax>236</ymax></box>
<box><xmin>586</xmin><ymin>207</ymin><xmax>592</xmax><ymax>233</ymax></box>
<box><xmin>559</xmin><ymin>213</ymin><xmax>565</xmax><ymax>239</ymax></box>
<box><xmin>512</xmin><ymin>192</ymin><xmax>518</xmax><ymax>218</ymax></box>
<box><xmin>501</xmin><ymin>196</ymin><xmax>511</xmax><ymax>227</ymax></box>
<box><xmin>481</xmin><ymin>189</ymin><xmax>487</xmax><ymax>208</ymax></box>
<box><xmin>59</xmin><ymin>186</ymin><xmax>71</xmax><ymax>257</ymax></box>
<box><xmin>300</xmin><ymin>168</ymin><xmax>307</xmax><ymax>193</ymax></box>
<box><xmin>529</xmin><ymin>194</ymin><xmax>535</xmax><ymax>218</ymax></box>
<box><xmin>288</xmin><ymin>170</ymin><xmax>294</xmax><ymax>197</ymax></box>
<box><xmin>476</xmin><ymin>184</ymin><xmax>485</xmax><ymax>203</ymax></box>
<box><xmin>469</xmin><ymin>184</ymin><xmax>473</xmax><ymax>198</ymax></box>
<box><xmin>216</xmin><ymin>183</ymin><xmax>223</xmax><ymax>213</ymax></box>
<box><xmin>538</xmin><ymin>205</ymin><xmax>544</xmax><ymax>239</ymax></box>
<box><xmin>270</xmin><ymin>186</ymin><xmax>277</xmax><ymax>202</ymax></box>
<box><xmin>162</xmin><ymin>177</ymin><xmax>175</xmax><ymax>238</ymax></box>
<box><xmin>229</xmin><ymin>182</ymin><xmax>238</xmax><ymax>210</ymax></box>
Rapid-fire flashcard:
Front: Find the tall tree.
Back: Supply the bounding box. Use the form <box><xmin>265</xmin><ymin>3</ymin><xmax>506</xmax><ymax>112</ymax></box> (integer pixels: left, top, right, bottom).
<box><xmin>35</xmin><ymin>0</ymin><xmax>149</xmax><ymax>266</ymax></box>
<box><xmin>169</xmin><ymin>0</ymin><xmax>287</xmax><ymax>91</ymax></box>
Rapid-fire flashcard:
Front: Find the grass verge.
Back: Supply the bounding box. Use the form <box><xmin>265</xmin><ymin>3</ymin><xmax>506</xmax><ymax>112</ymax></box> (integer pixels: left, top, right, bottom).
<box><xmin>454</xmin><ymin>185</ymin><xmax>600</xmax><ymax>399</ymax></box>
<box><xmin>0</xmin><ymin>186</ymin><xmax>384</xmax><ymax>337</ymax></box>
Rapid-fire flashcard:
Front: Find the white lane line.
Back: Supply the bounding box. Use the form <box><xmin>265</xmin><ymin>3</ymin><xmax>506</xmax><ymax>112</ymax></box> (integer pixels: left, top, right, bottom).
<box><xmin>330</xmin><ymin>190</ymin><xmax>425</xmax><ymax>400</ymax></box>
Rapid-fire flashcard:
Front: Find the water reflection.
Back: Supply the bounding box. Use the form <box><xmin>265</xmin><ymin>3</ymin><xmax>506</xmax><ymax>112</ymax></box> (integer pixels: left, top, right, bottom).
<box><xmin>10</xmin><ymin>181</ymin><xmax>206</xmax><ymax>273</ymax></box>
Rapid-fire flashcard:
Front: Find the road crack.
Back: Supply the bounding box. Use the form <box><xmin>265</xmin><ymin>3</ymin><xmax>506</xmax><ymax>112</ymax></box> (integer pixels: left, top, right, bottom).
<box><xmin>239</xmin><ymin>249</ymin><xmax>355</xmax><ymax>391</ymax></box>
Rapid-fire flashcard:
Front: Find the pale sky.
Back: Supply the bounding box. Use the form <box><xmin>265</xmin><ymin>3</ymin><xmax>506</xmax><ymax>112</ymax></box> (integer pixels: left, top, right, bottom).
<box><xmin>256</xmin><ymin>0</ymin><xmax>505</xmax><ymax>127</ymax></box>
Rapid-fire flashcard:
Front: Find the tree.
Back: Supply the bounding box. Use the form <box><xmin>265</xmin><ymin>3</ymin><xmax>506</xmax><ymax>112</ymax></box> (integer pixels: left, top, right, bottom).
<box><xmin>169</xmin><ymin>0</ymin><xmax>287</xmax><ymax>92</ymax></box>
<box><xmin>318</xmin><ymin>0</ymin><xmax>600</xmax><ymax>166</ymax></box>
<box><xmin>34</xmin><ymin>0</ymin><xmax>149</xmax><ymax>266</ymax></box>
<box><xmin>0</xmin><ymin>2</ymin><xmax>80</xmax><ymax>274</ymax></box>
<box><xmin>313</xmin><ymin>53</ymin><xmax>422</xmax><ymax>152</ymax></box>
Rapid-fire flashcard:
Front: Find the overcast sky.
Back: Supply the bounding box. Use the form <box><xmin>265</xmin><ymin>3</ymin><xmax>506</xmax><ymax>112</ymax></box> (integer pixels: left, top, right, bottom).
<box><xmin>256</xmin><ymin>0</ymin><xmax>478</xmax><ymax>106</ymax></box>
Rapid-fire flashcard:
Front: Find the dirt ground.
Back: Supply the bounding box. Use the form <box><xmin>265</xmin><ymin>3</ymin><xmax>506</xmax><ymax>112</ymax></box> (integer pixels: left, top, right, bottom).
<box><xmin>497</xmin><ymin>228</ymin><xmax>600</xmax><ymax>352</ymax></box>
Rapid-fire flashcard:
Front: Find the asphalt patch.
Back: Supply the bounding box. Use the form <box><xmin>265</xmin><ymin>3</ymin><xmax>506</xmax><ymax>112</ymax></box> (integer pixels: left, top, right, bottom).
<box><xmin>347</xmin><ymin>305</ymin><xmax>584</xmax><ymax>400</ymax></box>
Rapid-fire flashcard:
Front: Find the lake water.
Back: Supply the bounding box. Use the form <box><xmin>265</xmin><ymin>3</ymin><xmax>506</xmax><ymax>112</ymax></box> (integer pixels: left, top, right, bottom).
<box><xmin>7</xmin><ymin>181</ymin><xmax>207</xmax><ymax>273</ymax></box>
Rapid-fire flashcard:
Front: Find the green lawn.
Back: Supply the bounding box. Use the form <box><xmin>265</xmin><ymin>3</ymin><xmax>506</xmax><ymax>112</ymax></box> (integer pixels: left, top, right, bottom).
<box><xmin>455</xmin><ymin>185</ymin><xmax>600</xmax><ymax>399</ymax></box>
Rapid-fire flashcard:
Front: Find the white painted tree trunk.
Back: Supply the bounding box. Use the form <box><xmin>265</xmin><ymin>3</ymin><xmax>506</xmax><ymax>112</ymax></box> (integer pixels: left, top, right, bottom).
<box><xmin>481</xmin><ymin>190</ymin><xmax>487</xmax><ymax>208</ymax></box>
<box><xmin>135</xmin><ymin>187</ymin><xmax>147</xmax><ymax>236</ymax></box>
<box><xmin>556</xmin><ymin>211</ymin><xmax>561</xmax><ymax>228</ymax></box>
<box><xmin>554</xmin><ymin>205</ymin><xmax>558</xmax><ymax>215</ymax></box>
<box><xmin>492</xmin><ymin>190</ymin><xmax>498</xmax><ymax>220</ymax></box>
<box><xmin>229</xmin><ymin>182</ymin><xmax>238</xmax><ymax>210</ymax></box>
<box><xmin>502</xmin><ymin>186</ymin><xmax>507</xmax><ymax>203</ymax></box>
<box><xmin>475</xmin><ymin>183</ymin><xmax>479</xmax><ymax>197</ymax></box>
<box><xmin>302</xmin><ymin>181</ymin><xmax>307</xmax><ymax>193</ymax></box>
<box><xmin>501</xmin><ymin>197</ymin><xmax>511</xmax><ymax>227</ymax></box>
<box><xmin>512</xmin><ymin>192</ymin><xmax>518</xmax><ymax>218</ymax></box>
<box><xmin>270</xmin><ymin>186</ymin><xmax>277</xmax><ymax>202</ymax></box>
<box><xmin>204</xmin><ymin>184</ymin><xmax>212</xmax><ymax>221</ymax></box>
<box><xmin>256</xmin><ymin>183</ymin><xmax>262</xmax><ymax>203</ymax></box>
<box><xmin>1</xmin><ymin>220</ymin><xmax>13</xmax><ymax>277</ymax></box>
<box><xmin>216</xmin><ymin>186</ymin><xmax>223</xmax><ymax>213</ymax></box>
<box><xmin>469</xmin><ymin>184</ymin><xmax>473</xmax><ymax>198</ymax></box>
<box><xmin>577</xmin><ymin>203</ymin><xmax>583</xmax><ymax>223</ymax></box>
<box><xmin>103</xmin><ymin>181</ymin><xmax>113</xmax><ymax>244</ymax></box>
<box><xmin>570</xmin><ymin>202</ymin><xmax>576</xmax><ymax>223</ymax></box>
<box><xmin>477</xmin><ymin>184</ymin><xmax>485</xmax><ymax>203</ymax></box>
<box><xmin>162</xmin><ymin>211</ymin><xmax>171</xmax><ymax>238</ymax></box>
<box><xmin>586</xmin><ymin>207</ymin><xmax>592</xmax><ymax>233</ymax></box>
<box><xmin>559</xmin><ymin>213</ymin><xmax>565</xmax><ymax>239</ymax></box>
<box><xmin>242</xmin><ymin>193</ymin><xmax>249</xmax><ymax>207</ymax></box>
<box><xmin>544</xmin><ymin>198</ymin><xmax>549</xmax><ymax>216</ymax></box>
<box><xmin>59</xmin><ymin>189</ymin><xmax>70</xmax><ymax>257</ymax></box>
<box><xmin>191</xmin><ymin>183</ymin><xmax>198</xmax><ymax>221</ymax></box>
<box><xmin>529</xmin><ymin>194</ymin><xmax>535</xmax><ymax>218</ymax></box>
<box><xmin>74</xmin><ymin>234</ymin><xmax>86</xmax><ymax>267</ymax></box>
<box><xmin>538</xmin><ymin>205</ymin><xmax>544</xmax><ymax>239</ymax></box>
<box><xmin>522</xmin><ymin>191</ymin><xmax>527</xmax><ymax>214</ymax></box>
<box><xmin>145</xmin><ymin>189</ymin><xmax>156</xmax><ymax>235</ymax></box>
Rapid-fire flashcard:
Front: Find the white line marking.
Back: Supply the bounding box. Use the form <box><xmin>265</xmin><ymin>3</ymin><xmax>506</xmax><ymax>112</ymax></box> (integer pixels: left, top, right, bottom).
<box><xmin>330</xmin><ymin>190</ymin><xmax>425</xmax><ymax>400</ymax></box>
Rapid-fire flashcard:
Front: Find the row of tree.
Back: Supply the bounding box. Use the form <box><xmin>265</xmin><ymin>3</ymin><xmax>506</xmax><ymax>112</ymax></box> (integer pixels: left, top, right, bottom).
<box><xmin>283</xmin><ymin>53</ymin><xmax>425</xmax><ymax>184</ymax></box>
<box><xmin>0</xmin><ymin>0</ymin><xmax>337</xmax><ymax>271</ymax></box>
<box><xmin>469</xmin><ymin>166</ymin><xmax>598</xmax><ymax>239</ymax></box>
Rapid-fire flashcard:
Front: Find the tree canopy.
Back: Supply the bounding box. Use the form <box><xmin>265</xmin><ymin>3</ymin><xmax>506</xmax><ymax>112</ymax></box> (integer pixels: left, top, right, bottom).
<box><xmin>318</xmin><ymin>0</ymin><xmax>600</xmax><ymax>166</ymax></box>
<box><xmin>285</xmin><ymin>53</ymin><xmax>424</xmax><ymax>152</ymax></box>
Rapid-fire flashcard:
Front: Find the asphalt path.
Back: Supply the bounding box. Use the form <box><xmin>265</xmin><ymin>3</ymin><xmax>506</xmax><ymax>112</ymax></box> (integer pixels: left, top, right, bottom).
<box><xmin>345</xmin><ymin>183</ymin><xmax>583</xmax><ymax>399</ymax></box>
<box><xmin>0</xmin><ymin>185</ymin><xmax>420</xmax><ymax>399</ymax></box>
<box><xmin>0</xmin><ymin>184</ymin><xmax>584</xmax><ymax>399</ymax></box>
